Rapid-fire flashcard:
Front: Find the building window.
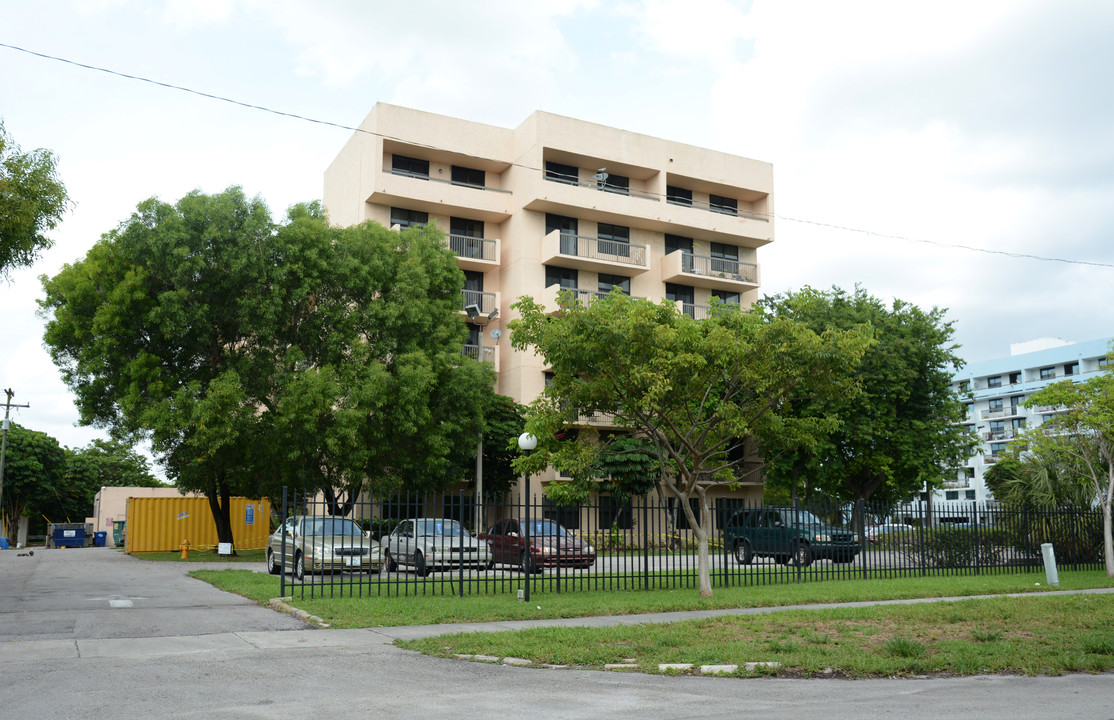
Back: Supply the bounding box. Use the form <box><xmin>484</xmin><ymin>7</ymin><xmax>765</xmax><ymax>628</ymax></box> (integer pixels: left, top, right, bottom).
<box><xmin>1100</xmin><ymin>357</ymin><xmax>1112</xmax><ymax>369</ymax></box>
<box><xmin>987</xmin><ymin>376</ymin><xmax>1002</xmax><ymax>388</ymax></box>
<box><xmin>989</xmin><ymin>420</ymin><xmax>1005</xmax><ymax>434</ymax></box>
<box><xmin>546</xmin><ymin>213</ymin><xmax>579</xmax><ymax>256</ymax></box>
<box><xmin>963</xmin><ymin>467</ymin><xmax>975</xmax><ymax>480</ymax></box>
<box><xmin>601</xmin><ymin>173</ymin><xmax>629</xmax><ymax>195</ymax></box>
<box><xmin>1011</xmin><ymin>418</ymin><xmax>1026</xmax><ymax>430</ymax></box>
<box><xmin>597</xmin><ymin>223</ymin><xmax>630</xmax><ymax>257</ymax></box>
<box><xmin>945</xmin><ymin>491</ymin><xmax>959</xmax><ymax>501</ymax></box>
<box><xmin>711</xmin><ymin>290</ymin><xmax>740</xmax><ymax>305</ymax></box>
<box><xmin>965</xmin><ymin>490</ymin><xmax>976</xmax><ymax>500</ymax></box>
<box><xmin>670</xmin><ymin>498</ymin><xmax>701</xmax><ymax>530</ymax></box>
<box><xmin>390</xmin><ymin>207</ymin><xmax>428</xmax><ymax>229</ymax></box>
<box><xmin>392</xmin><ymin>155</ymin><xmax>429</xmax><ymax>178</ymax></box>
<box><xmin>544</xmin><ymin>265</ymin><xmax>578</xmax><ymax>289</ymax></box>
<box><xmin>542</xmin><ymin>497</ymin><xmax>579</xmax><ymax>530</ymax></box>
<box><xmin>990</xmin><ymin>442</ymin><xmax>1007</xmax><ymax>456</ymax></box>
<box><xmin>1064</xmin><ymin>362</ymin><xmax>1078</xmax><ymax>376</ymax></box>
<box><xmin>709</xmin><ymin>242</ymin><xmax>739</xmax><ymax>274</ymax></box>
<box><xmin>709</xmin><ymin>193</ymin><xmax>737</xmax><ymax>215</ymax></box>
<box><xmin>451</xmin><ymin>165</ymin><xmax>485</xmax><ymax>188</ymax></box>
<box><xmin>545</xmin><ymin>161</ymin><xmax>579</xmax><ymax>185</ymax></box>
<box><xmin>450</xmin><ymin>217</ymin><xmax>485</xmax><ymax>258</ymax></box>
<box><xmin>598</xmin><ymin>273</ymin><xmax>630</xmax><ymax>295</ymax></box>
<box><xmin>958</xmin><ymin>381</ymin><xmax>971</xmax><ymax>392</ymax></box>
<box><xmin>599</xmin><ymin>495</ymin><xmax>633</xmax><ymax>530</ymax></box>
<box><xmin>666</xmin><ymin>283</ymin><xmax>695</xmax><ymax>317</ymax></box>
<box><xmin>1009</xmin><ymin>372</ymin><xmax>1021</xmax><ymax>384</ymax></box>
<box><xmin>987</xmin><ymin>398</ymin><xmax>1003</xmax><ymax>413</ymax></box>
<box><xmin>666</xmin><ymin>185</ymin><xmax>692</xmax><ymax>206</ymax></box>
<box><xmin>1040</xmin><ymin>367</ymin><xmax>1056</xmax><ymax>380</ymax></box>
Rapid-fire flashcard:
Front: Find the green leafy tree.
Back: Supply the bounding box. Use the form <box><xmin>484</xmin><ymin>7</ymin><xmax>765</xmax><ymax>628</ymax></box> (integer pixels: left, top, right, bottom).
<box><xmin>61</xmin><ymin>439</ymin><xmax>163</xmax><ymax>522</ymax></box>
<box><xmin>40</xmin><ymin>188</ymin><xmax>491</xmax><ymax>549</ymax></box>
<box><xmin>984</xmin><ymin>456</ymin><xmax>1096</xmax><ymax>508</ymax></box>
<box><xmin>1021</xmin><ymin>369</ymin><xmax>1114</xmax><ymax>577</ymax></box>
<box><xmin>758</xmin><ymin>287</ymin><xmax>976</xmax><ymax>525</ymax></box>
<box><xmin>509</xmin><ymin>291</ymin><xmax>871</xmax><ymax>596</ymax></box>
<box><xmin>0</xmin><ymin>120</ymin><xmax>71</xmax><ymax>278</ymax></box>
<box><xmin>461</xmin><ymin>393</ymin><xmax>526</xmax><ymax>501</ymax></box>
<box><xmin>1</xmin><ymin>424</ymin><xmax>66</xmax><ymax>540</ymax></box>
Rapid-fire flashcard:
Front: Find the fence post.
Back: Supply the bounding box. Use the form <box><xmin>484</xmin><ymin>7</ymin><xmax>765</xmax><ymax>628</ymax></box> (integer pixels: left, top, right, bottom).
<box><xmin>642</xmin><ymin>495</ymin><xmax>650</xmax><ymax>591</ymax></box>
<box><xmin>279</xmin><ymin>486</ymin><xmax>287</xmax><ymax>598</ymax></box>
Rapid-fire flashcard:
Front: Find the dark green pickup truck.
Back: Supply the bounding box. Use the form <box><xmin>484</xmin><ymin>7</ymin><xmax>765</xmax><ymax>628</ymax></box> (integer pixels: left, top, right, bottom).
<box><xmin>723</xmin><ymin>507</ymin><xmax>860</xmax><ymax>567</ymax></box>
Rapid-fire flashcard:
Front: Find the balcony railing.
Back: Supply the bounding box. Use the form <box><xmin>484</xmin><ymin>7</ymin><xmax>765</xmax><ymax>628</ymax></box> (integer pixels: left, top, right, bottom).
<box><xmin>462</xmin><ymin>343</ymin><xmax>496</xmax><ymax>363</ymax></box>
<box><xmin>389</xmin><ymin>168</ymin><xmax>512</xmax><ymax>193</ymax></box>
<box><xmin>554</xmin><ymin>233</ymin><xmax>648</xmax><ymax>268</ymax></box>
<box><xmin>681</xmin><ymin>252</ymin><xmax>758</xmax><ymax>284</ymax></box>
<box><xmin>543</xmin><ymin>171</ymin><xmax>658</xmax><ymax>200</ymax></box>
<box><xmin>679</xmin><ymin>302</ymin><xmax>742</xmax><ymax>320</ymax></box>
<box><xmin>666</xmin><ymin>195</ymin><xmax>769</xmax><ymax>222</ymax></box>
<box><xmin>984</xmin><ymin>430</ymin><xmax>1014</xmax><ymax>441</ymax></box>
<box><xmin>461</xmin><ymin>290</ymin><xmax>497</xmax><ymax>315</ymax></box>
<box><xmin>981</xmin><ymin>407</ymin><xmax>1023</xmax><ymax>420</ymax></box>
<box><xmin>447</xmin><ymin>235</ymin><xmax>497</xmax><ymax>262</ymax></box>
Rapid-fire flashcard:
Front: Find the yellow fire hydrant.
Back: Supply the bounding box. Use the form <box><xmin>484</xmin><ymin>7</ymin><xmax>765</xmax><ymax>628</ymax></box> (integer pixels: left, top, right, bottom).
<box><xmin>180</xmin><ymin>539</ymin><xmax>191</xmax><ymax>559</ymax></box>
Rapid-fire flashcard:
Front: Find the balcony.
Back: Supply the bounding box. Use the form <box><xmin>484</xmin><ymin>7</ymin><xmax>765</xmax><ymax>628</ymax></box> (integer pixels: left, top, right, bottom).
<box><xmin>983</xmin><ymin>430</ymin><xmax>1015</xmax><ymax>441</ymax></box>
<box><xmin>677</xmin><ymin>301</ymin><xmax>742</xmax><ymax>320</ymax></box>
<box><xmin>461</xmin><ymin>289</ymin><xmax>499</xmax><ymax>316</ymax></box>
<box><xmin>981</xmin><ymin>407</ymin><xmax>1023</xmax><ymax>420</ymax></box>
<box><xmin>1031</xmin><ymin>404</ymin><xmax>1065</xmax><ymax>415</ymax></box>
<box><xmin>543</xmin><ymin>170</ymin><xmax>659</xmax><ymax>201</ymax></box>
<box><xmin>447</xmin><ymin>234</ymin><xmax>499</xmax><ymax>271</ymax></box>
<box><xmin>541</xmin><ymin>230</ymin><xmax>649</xmax><ymax>275</ymax></box>
<box><xmin>660</xmin><ymin>251</ymin><xmax>759</xmax><ymax>292</ymax></box>
<box><xmin>369</xmin><ymin>168</ymin><xmax>513</xmax><ymax>223</ymax></box>
<box><xmin>462</xmin><ymin>343</ymin><xmax>496</xmax><ymax>365</ymax></box>
<box><xmin>541</xmin><ymin>284</ymin><xmax>641</xmax><ymax>313</ymax></box>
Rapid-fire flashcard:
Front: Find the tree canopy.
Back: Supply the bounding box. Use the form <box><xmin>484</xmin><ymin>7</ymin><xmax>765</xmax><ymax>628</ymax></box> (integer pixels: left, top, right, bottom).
<box><xmin>1021</xmin><ymin>368</ymin><xmax>1114</xmax><ymax>577</ymax></box>
<box><xmin>1</xmin><ymin>427</ymin><xmax>159</xmax><ymax>542</ymax></box>
<box><xmin>758</xmin><ymin>286</ymin><xmax>975</xmax><ymax>510</ymax></box>
<box><xmin>509</xmin><ymin>291</ymin><xmax>872</xmax><ymax>596</ymax></box>
<box><xmin>40</xmin><ymin>187</ymin><xmax>493</xmax><ymax>548</ymax></box>
<box><xmin>0</xmin><ymin>120</ymin><xmax>70</xmax><ymax>279</ymax></box>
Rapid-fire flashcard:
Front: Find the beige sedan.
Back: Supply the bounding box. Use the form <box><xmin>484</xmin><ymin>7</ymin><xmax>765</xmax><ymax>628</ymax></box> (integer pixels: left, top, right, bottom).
<box><xmin>267</xmin><ymin>515</ymin><xmax>382</xmax><ymax>580</ymax></box>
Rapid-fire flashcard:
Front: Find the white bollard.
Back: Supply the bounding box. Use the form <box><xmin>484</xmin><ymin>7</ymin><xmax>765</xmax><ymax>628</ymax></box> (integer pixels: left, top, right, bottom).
<box><xmin>1040</xmin><ymin>542</ymin><xmax>1060</xmax><ymax>587</ymax></box>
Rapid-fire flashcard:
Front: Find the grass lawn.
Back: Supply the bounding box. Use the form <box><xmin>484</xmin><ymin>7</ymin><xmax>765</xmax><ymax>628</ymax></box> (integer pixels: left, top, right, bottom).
<box><xmin>191</xmin><ymin>568</ymin><xmax>1114</xmax><ymax>678</ymax></box>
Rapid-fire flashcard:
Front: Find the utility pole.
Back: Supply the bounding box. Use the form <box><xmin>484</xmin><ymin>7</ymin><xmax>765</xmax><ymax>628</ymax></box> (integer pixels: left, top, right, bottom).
<box><xmin>0</xmin><ymin>388</ymin><xmax>31</xmax><ymax>539</ymax></box>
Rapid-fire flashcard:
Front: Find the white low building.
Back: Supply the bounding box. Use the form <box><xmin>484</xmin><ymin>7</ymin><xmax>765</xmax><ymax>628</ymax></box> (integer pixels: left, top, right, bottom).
<box><xmin>934</xmin><ymin>336</ymin><xmax>1113</xmax><ymax>508</ymax></box>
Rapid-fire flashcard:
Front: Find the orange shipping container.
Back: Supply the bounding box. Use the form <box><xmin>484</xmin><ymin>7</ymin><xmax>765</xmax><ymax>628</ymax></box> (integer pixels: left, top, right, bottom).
<box><xmin>125</xmin><ymin>496</ymin><xmax>271</xmax><ymax>553</ymax></box>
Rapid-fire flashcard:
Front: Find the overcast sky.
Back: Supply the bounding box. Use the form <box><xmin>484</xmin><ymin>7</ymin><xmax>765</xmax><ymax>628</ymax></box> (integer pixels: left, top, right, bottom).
<box><xmin>2</xmin><ymin>0</ymin><xmax>1112</xmax><ymax>469</ymax></box>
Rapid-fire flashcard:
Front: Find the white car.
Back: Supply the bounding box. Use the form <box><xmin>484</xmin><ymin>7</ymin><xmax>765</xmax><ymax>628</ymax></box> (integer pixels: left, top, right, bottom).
<box><xmin>381</xmin><ymin>518</ymin><xmax>493</xmax><ymax>576</ymax></box>
<box><xmin>267</xmin><ymin>515</ymin><xmax>382</xmax><ymax>580</ymax></box>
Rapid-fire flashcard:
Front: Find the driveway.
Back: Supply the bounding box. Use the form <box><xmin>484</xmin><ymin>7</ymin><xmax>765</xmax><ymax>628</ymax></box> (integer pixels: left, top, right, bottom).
<box><xmin>1</xmin><ymin>547</ymin><xmax>1110</xmax><ymax>719</ymax></box>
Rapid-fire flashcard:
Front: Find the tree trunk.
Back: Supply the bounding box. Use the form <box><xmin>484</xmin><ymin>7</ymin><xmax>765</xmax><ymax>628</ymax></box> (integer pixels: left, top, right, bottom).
<box><xmin>696</xmin><ymin>491</ymin><xmax>713</xmax><ymax>598</ymax></box>
<box><xmin>206</xmin><ymin>472</ymin><xmax>236</xmax><ymax>553</ymax></box>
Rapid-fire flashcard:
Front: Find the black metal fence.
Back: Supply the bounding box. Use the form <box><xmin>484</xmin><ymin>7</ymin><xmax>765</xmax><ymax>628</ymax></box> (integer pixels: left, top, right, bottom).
<box><xmin>271</xmin><ymin>488</ymin><xmax>1106</xmax><ymax>600</ymax></box>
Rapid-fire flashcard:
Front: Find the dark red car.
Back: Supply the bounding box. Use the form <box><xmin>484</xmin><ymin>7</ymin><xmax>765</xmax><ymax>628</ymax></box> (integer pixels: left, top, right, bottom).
<box><xmin>480</xmin><ymin>518</ymin><xmax>596</xmax><ymax>573</ymax></box>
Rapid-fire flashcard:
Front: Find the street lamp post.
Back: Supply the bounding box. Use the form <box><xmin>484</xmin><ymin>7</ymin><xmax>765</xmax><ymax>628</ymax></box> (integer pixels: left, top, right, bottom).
<box><xmin>517</xmin><ymin>432</ymin><xmax>537</xmax><ymax>602</ymax></box>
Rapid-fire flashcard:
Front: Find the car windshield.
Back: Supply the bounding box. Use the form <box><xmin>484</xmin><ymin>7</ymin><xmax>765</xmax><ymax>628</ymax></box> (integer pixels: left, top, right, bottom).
<box><xmin>776</xmin><ymin>509</ymin><xmax>825</xmax><ymax>525</ymax></box>
<box><xmin>523</xmin><ymin>520</ymin><xmax>569</xmax><ymax>538</ymax></box>
<box><xmin>302</xmin><ymin>518</ymin><xmax>363</xmax><ymax>537</ymax></box>
<box><xmin>415</xmin><ymin>519</ymin><xmax>469</xmax><ymax>537</ymax></box>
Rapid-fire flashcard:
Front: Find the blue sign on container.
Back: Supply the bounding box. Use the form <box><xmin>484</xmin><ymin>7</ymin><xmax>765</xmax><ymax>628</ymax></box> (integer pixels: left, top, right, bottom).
<box><xmin>245</xmin><ymin>503</ymin><xmax>255</xmax><ymax>525</ymax></box>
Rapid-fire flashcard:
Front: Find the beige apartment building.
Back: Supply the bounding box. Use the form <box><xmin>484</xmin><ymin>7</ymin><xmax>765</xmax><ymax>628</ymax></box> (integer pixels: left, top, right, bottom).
<box><xmin>324</xmin><ymin>103</ymin><xmax>773</xmax><ymax>503</ymax></box>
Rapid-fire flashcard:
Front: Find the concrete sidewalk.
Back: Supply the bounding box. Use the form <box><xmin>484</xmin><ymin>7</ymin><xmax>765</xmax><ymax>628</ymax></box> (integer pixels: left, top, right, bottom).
<box><xmin>5</xmin><ymin>585</ymin><xmax>1111</xmax><ymax>664</ymax></box>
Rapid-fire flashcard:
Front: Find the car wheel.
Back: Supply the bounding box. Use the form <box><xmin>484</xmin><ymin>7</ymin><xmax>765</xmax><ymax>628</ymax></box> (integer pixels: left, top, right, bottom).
<box><xmin>789</xmin><ymin>542</ymin><xmax>813</xmax><ymax>568</ymax></box>
<box><xmin>485</xmin><ymin>557</ymin><xmax>495</xmax><ymax>571</ymax></box>
<box><xmin>415</xmin><ymin>550</ymin><xmax>431</xmax><ymax>577</ymax></box>
<box><xmin>734</xmin><ymin>539</ymin><xmax>754</xmax><ymax>565</ymax></box>
<box><xmin>294</xmin><ymin>552</ymin><xmax>306</xmax><ymax>581</ymax></box>
<box><xmin>384</xmin><ymin>550</ymin><xmax>397</xmax><ymax>572</ymax></box>
<box><xmin>266</xmin><ymin>548</ymin><xmax>280</xmax><ymax>575</ymax></box>
<box><xmin>519</xmin><ymin>551</ymin><xmax>538</xmax><ymax>574</ymax></box>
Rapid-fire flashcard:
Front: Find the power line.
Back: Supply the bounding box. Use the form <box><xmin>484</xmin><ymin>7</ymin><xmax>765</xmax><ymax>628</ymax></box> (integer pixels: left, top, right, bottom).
<box><xmin>4</xmin><ymin>41</ymin><xmax>1112</xmax><ymax>271</ymax></box>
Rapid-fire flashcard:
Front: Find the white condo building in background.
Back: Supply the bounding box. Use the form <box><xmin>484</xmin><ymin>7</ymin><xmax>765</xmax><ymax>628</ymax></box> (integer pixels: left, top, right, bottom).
<box><xmin>934</xmin><ymin>336</ymin><xmax>1113</xmax><ymax>508</ymax></box>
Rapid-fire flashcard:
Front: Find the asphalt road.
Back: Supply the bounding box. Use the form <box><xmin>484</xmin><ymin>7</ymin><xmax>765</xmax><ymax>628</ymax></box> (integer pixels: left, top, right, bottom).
<box><xmin>1</xmin><ymin>547</ymin><xmax>1111</xmax><ymax>719</ymax></box>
